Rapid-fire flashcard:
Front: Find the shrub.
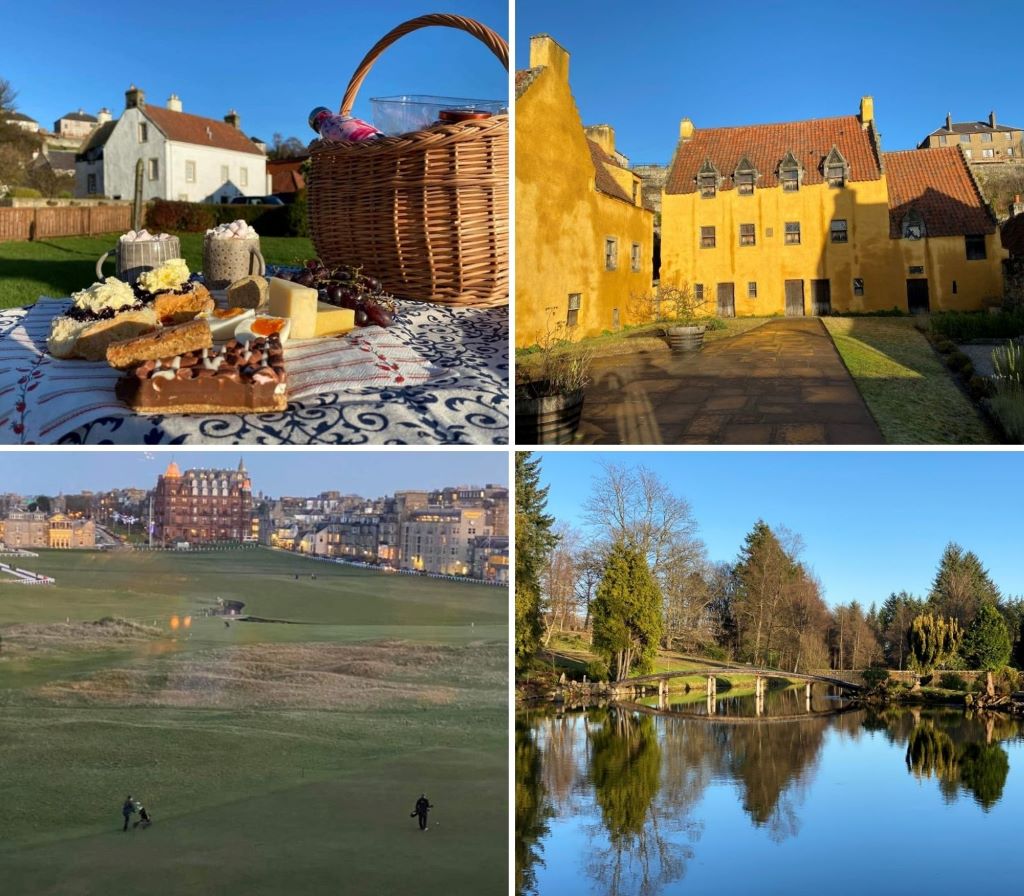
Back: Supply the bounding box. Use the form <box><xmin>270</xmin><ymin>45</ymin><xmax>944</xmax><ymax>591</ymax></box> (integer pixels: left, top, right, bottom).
<box><xmin>938</xmin><ymin>672</ymin><xmax>968</xmax><ymax>691</ymax></box>
<box><xmin>933</xmin><ymin>337</ymin><xmax>956</xmax><ymax>354</ymax></box>
<box><xmin>586</xmin><ymin>659</ymin><xmax>609</xmax><ymax>682</ymax></box>
<box><xmin>701</xmin><ymin>644</ymin><xmax>728</xmax><ymax>661</ymax></box>
<box><xmin>931</xmin><ymin>310</ymin><xmax>1024</xmax><ymax>341</ymax></box>
<box><xmin>145</xmin><ymin>200</ymin><xmax>301</xmax><ymax>237</ymax></box>
<box><xmin>146</xmin><ymin>200</ymin><xmax>215</xmax><ymax>233</ymax></box>
<box><xmin>863</xmin><ymin>667</ymin><xmax>890</xmax><ymax>688</ymax></box>
<box><xmin>288</xmin><ymin>189</ymin><xmax>309</xmax><ymax>238</ymax></box>
<box><xmin>968</xmin><ymin>375</ymin><xmax>994</xmax><ymax>400</ymax></box>
<box><xmin>946</xmin><ymin>351</ymin><xmax>973</xmax><ymax>374</ymax></box>
<box><xmin>8</xmin><ymin>187</ymin><xmax>42</xmax><ymax>198</ymax></box>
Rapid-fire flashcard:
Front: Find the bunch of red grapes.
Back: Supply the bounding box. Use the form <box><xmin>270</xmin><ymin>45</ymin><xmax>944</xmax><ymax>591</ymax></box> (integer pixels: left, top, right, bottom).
<box><xmin>276</xmin><ymin>260</ymin><xmax>397</xmax><ymax>328</ymax></box>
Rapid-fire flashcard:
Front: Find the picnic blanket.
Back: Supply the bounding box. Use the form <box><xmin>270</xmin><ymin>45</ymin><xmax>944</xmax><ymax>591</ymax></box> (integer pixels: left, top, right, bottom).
<box><xmin>0</xmin><ymin>297</ymin><xmax>508</xmax><ymax>445</ymax></box>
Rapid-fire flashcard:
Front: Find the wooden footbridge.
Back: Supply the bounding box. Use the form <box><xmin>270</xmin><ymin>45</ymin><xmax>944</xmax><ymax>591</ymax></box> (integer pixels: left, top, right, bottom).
<box><xmin>619</xmin><ymin>667</ymin><xmax>864</xmax><ymax>716</ymax></box>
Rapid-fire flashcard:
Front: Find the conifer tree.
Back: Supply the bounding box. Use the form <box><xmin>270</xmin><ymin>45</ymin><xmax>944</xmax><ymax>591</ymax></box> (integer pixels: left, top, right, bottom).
<box><xmin>928</xmin><ymin>542</ymin><xmax>1001</xmax><ymax>627</ymax></box>
<box><xmin>515</xmin><ymin>453</ymin><xmax>558</xmax><ymax>673</ymax></box>
<box><xmin>908</xmin><ymin>613</ymin><xmax>962</xmax><ymax>672</ymax></box>
<box><xmin>962</xmin><ymin>604</ymin><xmax>1011</xmax><ymax>670</ymax></box>
<box><xmin>592</xmin><ymin>541</ymin><xmax>663</xmax><ymax>680</ymax></box>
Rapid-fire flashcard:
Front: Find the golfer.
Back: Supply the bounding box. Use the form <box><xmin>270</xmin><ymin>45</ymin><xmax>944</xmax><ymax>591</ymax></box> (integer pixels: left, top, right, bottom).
<box><xmin>411</xmin><ymin>794</ymin><xmax>433</xmax><ymax>831</ymax></box>
<box><xmin>122</xmin><ymin>795</ymin><xmax>136</xmax><ymax>832</ymax></box>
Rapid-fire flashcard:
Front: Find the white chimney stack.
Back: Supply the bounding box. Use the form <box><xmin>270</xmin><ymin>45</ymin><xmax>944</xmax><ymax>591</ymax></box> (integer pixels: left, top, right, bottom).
<box><xmin>167</xmin><ymin>94</ymin><xmax>182</xmax><ymax>113</ymax></box>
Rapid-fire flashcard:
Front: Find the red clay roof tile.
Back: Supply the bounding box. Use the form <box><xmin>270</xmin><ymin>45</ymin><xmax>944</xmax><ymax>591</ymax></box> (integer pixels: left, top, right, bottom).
<box><xmin>666</xmin><ymin>115</ymin><xmax>882</xmax><ymax>194</ymax></box>
<box><xmin>143</xmin><ymin>106</ymin><xmax>264</xmax><ymax>156</ymax></box>
<box><xmin>883</xmin><ymin>147</ymin><xmax>995</xmax><ymax>237</ymax></box>
<box><xmin>587</xmin><ymin>138</ymin><xmax>634</xmax><ymax>204</ymax></box>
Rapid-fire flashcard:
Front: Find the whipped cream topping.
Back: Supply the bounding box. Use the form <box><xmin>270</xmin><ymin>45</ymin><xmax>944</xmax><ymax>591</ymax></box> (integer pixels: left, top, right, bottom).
<box><xmin>137</xmin><ymin>258</ymin><xmax>191</xmax><ymax>294</ymax></box>
<box><xmin>70</xmin><ymin>277</ymin><xmax>138</xmax><ymax>314</ymax></box>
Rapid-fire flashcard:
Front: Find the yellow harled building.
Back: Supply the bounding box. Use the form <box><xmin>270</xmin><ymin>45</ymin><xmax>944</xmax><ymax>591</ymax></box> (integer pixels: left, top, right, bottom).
<box><xmin>660</xmin><ymin>98</ymin><xmax>1006</xmax><ymax>316</ymax></box>
<box><xmin>515</xmin><ymin>35</ymin><xmax>654</xmax><ymax>347</ymax></box>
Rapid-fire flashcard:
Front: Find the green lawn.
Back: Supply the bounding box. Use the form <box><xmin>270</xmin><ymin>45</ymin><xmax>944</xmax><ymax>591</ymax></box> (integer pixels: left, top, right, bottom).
<box><xmin>823</xmin><ymin>317</ymin><xmax>997</xmax><ymax>444</ymax></box>
<box><xmin>0</xmin><ymin>548</ymin><xmax>507</xmax><ymax>894</ymax></box>
<box><xmin>0</xmin><ymin>233</ymin><xmax>315</xmax><ymax>309</ymax></box>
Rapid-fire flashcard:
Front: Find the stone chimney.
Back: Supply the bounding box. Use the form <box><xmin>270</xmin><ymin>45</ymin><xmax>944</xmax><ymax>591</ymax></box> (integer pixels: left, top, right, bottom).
<box><xmin>679</xmin><ymin>118</ymin><xmax>695</xmax><ymax>141</ymax></box>
<box><xmin>97</xmin><ymin>108</ymin><xmax>111</xmax><ymax>124</ymax></box>
<box><xmin>989</xmin><ymin>110</ymin><xmax>997</xmax><ymax>128</ymax></box>
<box><xmin>125</xmin><ymin>85</ymin><xmax>145</xmax><ymax>109</ymax></box>
<box><xmin>529</xmin><ymin>34</ymin><xmax>570</xmax><ymax>83</ymax></box>
<box><xmin>224</xmin><ymin>109</ymin><xmax>241</xmax><ymax>129</ymax></box>
<box><xmin>946</xmin><ymin>112</ymin><xmax>952</xmax><ymax>131</ymax></box>
<box><xmin>584</xmin><ymin>124</ymin><xmax>616</xmax><ymax>157</ymax></box>
<box><xmin>859</xmin><ymin>95</ymin><xmax>874</xmax><ymax>126</ymax></box>
<box><xmin>167</xmin><ymin>94</ymin><xmax>182</xmax><ymax>113</ymax></box>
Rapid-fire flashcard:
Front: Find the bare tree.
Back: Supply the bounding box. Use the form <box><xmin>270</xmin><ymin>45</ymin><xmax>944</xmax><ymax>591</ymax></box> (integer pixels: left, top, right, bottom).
<box><xmin>0</xmin><ymin>78</ymin><xmax>17</xmax><ymax>115</ymax></box>
<box><xmin>542</xmin><ymin>522</ymin><xmax>583</xmax><ymax>644</ymax></box>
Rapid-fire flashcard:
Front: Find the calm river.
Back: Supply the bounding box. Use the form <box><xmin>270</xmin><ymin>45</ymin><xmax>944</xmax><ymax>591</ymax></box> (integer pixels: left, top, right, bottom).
<box><xmin>517</xmin><ymin>689</ymin><xmax>1023</xmax><ymax>895</ymax></box>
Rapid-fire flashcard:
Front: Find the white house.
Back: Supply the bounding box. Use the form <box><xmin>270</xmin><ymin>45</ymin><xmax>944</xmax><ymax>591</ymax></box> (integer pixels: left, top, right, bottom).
<box><xmin>75</xmin><ymin>86</ymin><xmax>268</xmax><ymax>201</ymax></box>
<box><xmin>4</xmin><ymin>111</ymin><xmax>39</xmax><ymax>133</ymax></box>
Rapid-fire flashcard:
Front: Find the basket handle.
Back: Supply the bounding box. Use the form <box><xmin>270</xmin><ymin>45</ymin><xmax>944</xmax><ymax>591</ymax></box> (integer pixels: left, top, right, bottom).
<box><xmin>340</xmin><ymin>13</ymin><xmax>509</xmax><ymax>116</ymax></box>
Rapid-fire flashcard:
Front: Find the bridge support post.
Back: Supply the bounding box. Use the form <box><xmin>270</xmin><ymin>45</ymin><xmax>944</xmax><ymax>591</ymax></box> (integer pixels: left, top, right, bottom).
<box><xmin>658</xmin><ymin>678</ymin><xmax>668</xmax><ymax>710</ymax></box>
<box><xmin>707</xmin><ymin>693</ymin><xmax>716</xmax><ymax>715</ymax></box>
<box><xmin>805</xmin><ymin>681</ymin><xmax>812</xmax><ymax>711</ymax></box>
<box><xmin>755</xmin><ymin>675</ymin><xmax>764</xmax><ymax>716</ymax></box>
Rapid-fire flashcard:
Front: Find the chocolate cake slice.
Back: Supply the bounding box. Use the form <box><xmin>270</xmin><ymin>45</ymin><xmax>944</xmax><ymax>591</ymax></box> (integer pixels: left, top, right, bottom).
<box><xmin>116</xmin><ymin>335</ymin><xmax>287</xmax><ymax>414</ymax></box>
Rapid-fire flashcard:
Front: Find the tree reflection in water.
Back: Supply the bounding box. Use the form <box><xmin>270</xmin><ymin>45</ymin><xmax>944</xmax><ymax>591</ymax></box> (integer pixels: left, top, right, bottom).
<box><xmin>516</xmin><ymin>718</ymin><xmax>553</xmax><ymax>896</ymax></box>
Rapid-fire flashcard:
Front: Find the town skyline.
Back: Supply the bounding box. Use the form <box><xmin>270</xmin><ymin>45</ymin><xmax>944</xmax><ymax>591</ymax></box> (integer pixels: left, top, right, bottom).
<box><xmin>0</xmin><ymin>451</ymin><xmax>508</xmax><ymax>498</ymax></box>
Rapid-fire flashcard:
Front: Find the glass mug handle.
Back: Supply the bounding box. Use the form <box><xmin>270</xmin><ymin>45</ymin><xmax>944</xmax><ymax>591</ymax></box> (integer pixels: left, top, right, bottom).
<box><xmin>249</xmin><ymin>248</ymin><xmax>266</xmax><ymax>277</ymax></box>
<box><xmin>96</xmin><ymin>248</ymin><xmax>116</xmax><ymax>281</ymax></box>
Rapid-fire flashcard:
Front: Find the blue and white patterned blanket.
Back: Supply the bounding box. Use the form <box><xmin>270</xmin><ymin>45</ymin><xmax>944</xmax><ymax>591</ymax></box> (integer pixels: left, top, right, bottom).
<box><xmin>0</xmin><ymin>296</ymin><xmax>508</xmax><ymax>445</ymax></box>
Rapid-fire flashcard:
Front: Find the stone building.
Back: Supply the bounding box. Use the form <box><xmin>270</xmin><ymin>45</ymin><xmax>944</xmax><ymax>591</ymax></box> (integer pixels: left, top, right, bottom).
<box><xmin>919</xmin><ymin>112</ymin><xmax>1022</xmax><ymax>162</ymax></box>
<box><xmin>53</xmin><ymin>109</ymin><xmax>99</xmax><ymax>141</ymax></box>
<box><xmin>661</xmin><ymin>98</ymin><xmax>1006</xmax><ymax>316</ymax></box>
<box><xmin>2</xmin><ymin>511</ymin><xmax>94</xmax><ymax>549</ymax></box>
<box><xmin>400</xmin><ymin>507</ymin><xmax>492</xmax><ymax>576</ymax></box>
<box><xmin>75</xmin><ymin>86</ymin><xmax>267</xmax><ymax>201</ymax></box>
<box><xmin>152</xmin><ymin>459</ymin><xmax>254</xmax><ymax>544</ymax></box>
<box><xmin>516</xmin><ymin>35</ymin><xmax>654</xmax><ymax>346</ymax></box>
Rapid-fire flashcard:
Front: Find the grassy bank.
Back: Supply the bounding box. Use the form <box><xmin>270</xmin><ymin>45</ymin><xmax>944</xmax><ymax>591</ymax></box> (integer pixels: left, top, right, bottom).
<box><xmin>823</xmin><ymin>317</ymin><xmax>996</xmax><ymax>443</ymax></box>
<box><xmin>0</xmin><ymin>548</ymin><xmax>507</xmax><ymax>894</ymax></box>
<box><xmin>0</xmin><ymin>233</ymin><xmax>315</xmax><ymax>309</ymax></box>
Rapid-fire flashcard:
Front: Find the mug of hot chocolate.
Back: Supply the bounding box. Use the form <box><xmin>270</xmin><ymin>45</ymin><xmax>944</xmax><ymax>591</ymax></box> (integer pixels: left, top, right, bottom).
<box><xmin>203</xmin><ymin>220</ymin><xmax>266</xmax><ymax>289</ymax></box>
<box><xmin>96</xmin><ymin>230</ymin><xmax>181</xmax><ymax>285</ymax></box>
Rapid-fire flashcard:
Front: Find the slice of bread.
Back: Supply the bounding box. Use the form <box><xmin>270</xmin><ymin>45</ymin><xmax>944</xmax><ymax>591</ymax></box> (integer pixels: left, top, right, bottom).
<box><xmin>106</xmin><ymin>319</ymin><xmax>213</xmax><ymax>369</ymax></box>
<box><xmin>153</xmin><ymin>283</ymin><xmax>214</xmax><ymax>324</ymax></box>
<box><xmin>74</xmin><ymin>309</ymin><xmax>159</xmax><ymax>362</ymax></box>
<box><xmin>47</xmin><ymin>315</ymin><xmax>92</xmax><ymax>359</ymax></box>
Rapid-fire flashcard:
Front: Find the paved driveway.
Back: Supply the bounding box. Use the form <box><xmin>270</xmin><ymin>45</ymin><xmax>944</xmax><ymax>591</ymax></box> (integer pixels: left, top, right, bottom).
<box><xmin>576</xmin><ymin>319</ymin><xmax>883</xmax><ymax>444</ymax></box>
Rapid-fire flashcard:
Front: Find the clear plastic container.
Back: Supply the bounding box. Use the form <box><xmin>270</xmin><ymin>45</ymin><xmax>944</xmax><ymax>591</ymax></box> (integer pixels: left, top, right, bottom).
<box><xmin>370</xmin><ymin>95</ymin><xmax>506</xmax><ymax>135</ymax></box>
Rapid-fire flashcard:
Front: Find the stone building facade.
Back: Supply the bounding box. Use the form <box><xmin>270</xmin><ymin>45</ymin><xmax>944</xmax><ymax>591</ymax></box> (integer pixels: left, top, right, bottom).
<box><xmin>2</xmin><ymin>511</ymin><xmax>95</xmax><ymax>549</ymax></box>
<box><xmin>152</xmin><ymin>459</ymin><xmax>254</xmax><ymax>544</ymax></box>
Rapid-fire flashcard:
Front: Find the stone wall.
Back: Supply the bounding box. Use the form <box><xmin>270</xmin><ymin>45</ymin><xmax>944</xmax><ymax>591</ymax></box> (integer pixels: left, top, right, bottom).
<box><xmin>632</xmin><ymin>163</ymin><xmax>668</xmax><ymax>225</ymax></box>
<box><xmin>1004</xmin><ymin>256</ymin><xmax>1024</xmax><ymax>308</ymax></box>
<box><xmin>969</xmin><ymin>160</ymin><xmax>1024</xmax><ymax>220</ymax></box>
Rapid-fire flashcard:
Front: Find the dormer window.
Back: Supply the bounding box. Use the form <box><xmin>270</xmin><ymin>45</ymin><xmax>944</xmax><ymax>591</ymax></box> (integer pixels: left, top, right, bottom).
<box><xmin>901</xmin><ymin>209</ymin><xmax>925</xmax><ymax>240</ymax></box>
<box><xmin>823</xmin><ymin>146</ymin><xmax>849</xmax><ymax>188</ymax></box>
<box><xmin>697</xmin><ymin>159</ymin><xmax>720</xmax><ymax>198</ymax></box>
<box><xmin>779</xmin><ymin>150</ymin><xmax>802</xmax><ymax>192</ymax></box>
<box><xmin>734</xmin><ymin>155</ymin><xmax>758</xmax><ymax>196</ymax></box>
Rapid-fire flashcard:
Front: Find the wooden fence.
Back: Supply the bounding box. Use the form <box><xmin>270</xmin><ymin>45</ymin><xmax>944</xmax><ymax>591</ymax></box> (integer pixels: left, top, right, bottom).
<box><xmin>0</xmin><ymin>204</ymin><xmax>132</xmax><ymax>241</ymax></box>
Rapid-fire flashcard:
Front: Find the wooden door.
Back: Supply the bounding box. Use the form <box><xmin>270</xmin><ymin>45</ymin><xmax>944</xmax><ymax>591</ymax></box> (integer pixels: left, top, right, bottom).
<box><xmin>907</xmin><ymin>279</ymin><xmax>930</xmax><ymax>313</ymax></box>
<box><xmin>717</xmin><ymin>282</ymin><xmax>735</xmax><ymax>318</ymax></box>
<box><xmin>784</xmin><ymin>279</ymin><xmax>804</xmax><ymax>316</ymax></box>
<box><xmin>811</xmin><ymin>279</ymin><xmax>832</xmax><ymax>316</ymax></box>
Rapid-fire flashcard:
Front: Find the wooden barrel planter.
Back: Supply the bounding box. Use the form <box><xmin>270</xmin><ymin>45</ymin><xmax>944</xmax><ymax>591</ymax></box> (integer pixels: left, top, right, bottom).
<box><xmin>666</xmin><ymin>325</ymin><xmax>706</xmax><ymax>352</ymax></box>
<box><xmin>515</xmin><ymin>385</ymin><xmax>584</xmax><ymax>445</ymax></box>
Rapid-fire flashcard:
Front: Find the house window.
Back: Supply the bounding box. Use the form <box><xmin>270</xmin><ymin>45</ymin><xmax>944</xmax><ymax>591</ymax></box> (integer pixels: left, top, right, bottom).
<box><xmin>605</xmin><ymin>238</ymin><xmax>618</xmax><ymax>270</ymax></box>
<box><xmin>781</xmin><ymin>170</ymin><xmax>799</xmax><ymax>191</ymax></box>
<box><xmin>960</xmin><ymin>134</ymin><xmax>971</xmax><ymax>143</ymax></box>
<box><xmin>700</xmin><ymin>226</ymin><xmax>716</xmax><ymax>248</ymax></box>
<box><xmin>748</xmin><ymin>282</ymin><xmax>757</xmax><ymax>298</ymax></box>
<box><xmin>185</xmin><ymin>161</ymin><xmax>196</xmax><ymax>183</ymax></box>
<box><xmin>699</xmin><ymin>175</ymin><xmax>716</xmax><ymax>198</ymax></box>
<box><xmin>965</xmin><ymin>234</ymin><xmax>986</xmax><ymax>260</ymax></box>
<box><xmin>938</xmin><ymin>135</ymin><xmax>947</xmax><ymax>146</ymax></box>
<box><xmin>981</xmin><ymin>133</ymin><xmax>993</xmax><ymax>143</ymax></box>
<box><xmin>982</xmin><ymin>148</ymin><xmax>994</xmax><ymax>158</ymax></box>
<box><xmin>240</xmin><ymin>167</ymin><xmax>248</xmax><ymax>187</ymax></box>
<box><xmin>1009</xmin><ymin>148</ymin><xmax>1016</xmax><ymax>158</ymax></box>
<box><xmin>784</xmin><ymin>221</ymin><xmax>801</xmax><ymax>245</ymax></box>
<box><xmin>221</xmin><ymin>165</ymin><xmax>229</xmax><ymax>183</ymax></box>
<box><xmin>86</xmin><ymin>173</ymin><xmax>97</xmax><ymax>194</ymax></box>
<box><xmin>826</xmin><ymin>163</ymin><xmax>845</xmax><ymax>187</ymax></box>
<box><xmin>695</xmin><ymin>283</ymin><xmax>704</xmax><ymax>300</ymax></box>
<box><xmin>902</xmin><ymin>210</ymin><xmax>925</xmax><ymax>240</ymax></box>
<box><xmin>734</xmin><ymin>155</ymin><xmax>757</xmax><ymax>195</ymax></box>
<box><xmin>739</xmin><ymin>223</ymin><xmax>755</xmax><ymax>246</ymax></box>
<box><xmin>964</xmin><ymin>149</ymin><xmax>973</xmax><ymax>159</ymax></box>
<box><xmin>567</xmin><ymin>293</ymin><xmax>581</xmax><ymax>328</ymax></box>
<box><xmin>909</xmin><ymin>266</ymin><xmax>925</xmax><ymax>274</ymax></box>
<box><xmin>147</xmin><ymin>158</ymin><xmax>159</xmax><ymax>180</ymax></box>
<box><xmin>830</xmin><ymin>219</ymin><xmax>848</xmax><ymax>243</ymax></box>
<box><xmin>952</xmin><ymin>280</ymin><xmax>958</xmax><ymax>294</ymax></box>
<box><xmin>631</xmin><ymin>243</ymin><xmax>641</xmax><ymax>272</ymax></box>
<box><xmin>853</xmin><ymin>278</ymin><xmax>864</xmax><ymax>296</ymax></box>
<box><xmin>138</xmin><ymin>123</ymin><xmax>148</xmax><ymax>143</ymax></box>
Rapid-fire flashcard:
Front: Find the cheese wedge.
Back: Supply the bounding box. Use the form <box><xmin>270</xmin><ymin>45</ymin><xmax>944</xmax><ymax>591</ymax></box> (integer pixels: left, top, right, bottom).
<box><xmin>268</xmin><ymin>277</ymin><xmax>317</xmax><ymax>339</ymax></box>
<box><xmin>315</xmin><ymin>302</ymin><xmax>356</xmax><ymax>337</ymax></box>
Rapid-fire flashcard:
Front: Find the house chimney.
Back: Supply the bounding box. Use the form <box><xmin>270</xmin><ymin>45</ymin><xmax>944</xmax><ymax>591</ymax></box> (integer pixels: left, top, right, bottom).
<box><xmin>167</xmin><ymin>94</ymin><xmax>182</xmax><ymax>113</ymax></box>
<box><xmin>989</xmin><ymin>110</ymin><xmax>996</xmax><ymax>129</ymax></box>
<box><xmin>224</xmin><ymin>109</ymin><xmax>241</xmax><ymax>129</ymax></box>
<box><xmin>679</xmin><ymin>118</ymin><xmax>695</xmax><ymax>140</ymax></box>
<box><xmin>97</xmin><ymin>108</ymin><xmax>111</xmax><ymax>124</ymax></box>
<box><xmin>584</xmin><ymin>124</ymin><xmax>616</xmax><ymax>157</ymax></box>
<box><xmin>125</xmin><ymin>85</ymin><xmax>145</xmax><ymax>110</ymax></box>
<box><xmin>859</xmin><ymin>95</ymin><xmax>874</xmax><ymax>126</ymax></box>
<box><xmin>946</xmin><ymin>112</ymin><xmax>952</xmax><ymax>131</ymax></box>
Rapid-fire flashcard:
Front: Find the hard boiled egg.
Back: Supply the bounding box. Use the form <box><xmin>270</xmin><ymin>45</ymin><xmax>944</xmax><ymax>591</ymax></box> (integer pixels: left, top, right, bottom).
<box><xmin>235</xmin><ymin>315</ymin><xmax>291</xmax><ymax>345</ymax></box>
<box><xmin>202</xmin><ymin>307</ymin><xmax>255</xmax><ymax>341</ymax></box>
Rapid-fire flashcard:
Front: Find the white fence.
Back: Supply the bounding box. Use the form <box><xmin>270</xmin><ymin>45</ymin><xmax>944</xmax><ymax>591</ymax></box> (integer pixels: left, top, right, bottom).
<box><xmin>281</xmin><ymin>548</ymin><xmax>506</xmax><ymax>587</ymax></box>
<box><xmin>0</xmin><ymin>560</ymin><xmax>55</xmax><ymax>585</ymax></box>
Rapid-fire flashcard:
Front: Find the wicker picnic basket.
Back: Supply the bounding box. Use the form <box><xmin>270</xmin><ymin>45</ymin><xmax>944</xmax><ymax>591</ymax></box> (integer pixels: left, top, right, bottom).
<box><xmin>308</xmin><ymin>13</ymin><xmax>509</xmax><ymax>308</ymax></box>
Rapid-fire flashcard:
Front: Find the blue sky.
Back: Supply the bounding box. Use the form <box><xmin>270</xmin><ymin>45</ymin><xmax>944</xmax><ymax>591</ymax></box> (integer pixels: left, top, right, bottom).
<box><xmin>4</xmin><ymin>0</ymin><xmax>507</xmax><ymax>143</ymax></box>
<box><xmin>0</xmin><ymin>451</ymin><xmax>507</xmax><ymax>499</ymax></box>
<box><xmin>515</xmin><ymin>0</ymin><xmax>1024</xmax><ymax>164</ymax></box>
<box><xmin>531</xmin><ymin>451</ymin><xmax>1024</xmax><ymax>609</ymax></box>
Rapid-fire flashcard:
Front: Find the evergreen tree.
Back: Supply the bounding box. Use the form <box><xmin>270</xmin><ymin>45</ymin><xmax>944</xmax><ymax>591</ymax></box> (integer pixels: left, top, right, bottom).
<box><xmin>592</xmin><ymin>541</ymin><xmax>663</xmax><ymax>680</ymax></box>
<box><xmin>515</xmin><ymin>453</ymin><xmax>558</xmax><ymax>673</ymax></box>
<box><xmin>732</xmin><ymin>521</ymin><xmax>798</xmax><ymax>667</ymax></box>
<box><xmin>908</xmin><ymin>613</ymin><xmax>962</xmax><ymax>672</ymax></box>
<box><xmin>928</xmin><ymin>542</ymin><xmax>1001</xmax><ymax>627</ymax></box>
<box><xmin>962</xmin><ymin>604</ymin><xmax>1011</xmax><ymax>670</ymax></box>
